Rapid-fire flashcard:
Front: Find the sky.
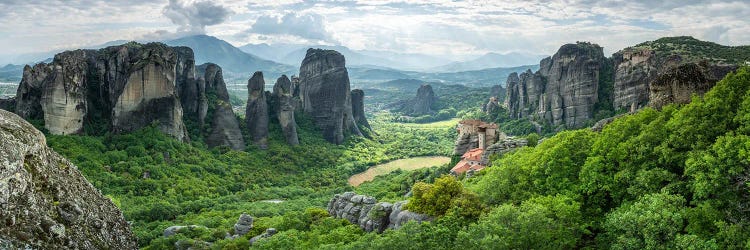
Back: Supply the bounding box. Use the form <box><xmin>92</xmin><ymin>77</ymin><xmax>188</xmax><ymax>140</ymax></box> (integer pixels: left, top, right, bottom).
<box><xmin>0</xmin><ymin>0</ymin><xmax>749</xmax><ymax>63</ymax></box>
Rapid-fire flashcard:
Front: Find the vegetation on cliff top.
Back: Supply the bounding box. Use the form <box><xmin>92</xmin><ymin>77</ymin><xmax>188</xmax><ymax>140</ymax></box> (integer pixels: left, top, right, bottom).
<box><xmin>633</xmin><ymin>36</ymin><xmax>750</xmax><ymax>64</ymax></box>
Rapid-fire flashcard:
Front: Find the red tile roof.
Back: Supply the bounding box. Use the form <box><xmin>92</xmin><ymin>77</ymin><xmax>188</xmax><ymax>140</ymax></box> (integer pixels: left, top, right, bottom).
<box><xmin>462</xmin><ymin>148</ymin><xmax>483</xmax><ymax>161</ymax></box>
<box><xmin>450</xmin><ymin>160</ymin><xmax>487</xmax><ymax>174</ymax></box>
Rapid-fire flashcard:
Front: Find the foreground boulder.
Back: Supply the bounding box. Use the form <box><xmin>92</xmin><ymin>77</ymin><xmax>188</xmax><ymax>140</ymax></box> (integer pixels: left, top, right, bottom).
<box><xmin>298</xmin><ymin>49</ymin><xmax>364</xmax><ymax>144</ymax></box>
<box><xmin>327</xmin><ymin>192</ymin><xmax>431</xmax><ymax>233</ymax></box>
<box><xmin>0</xmin><ymin>110</ymin><xmax>136</xmax><ymax>249</ymax></box>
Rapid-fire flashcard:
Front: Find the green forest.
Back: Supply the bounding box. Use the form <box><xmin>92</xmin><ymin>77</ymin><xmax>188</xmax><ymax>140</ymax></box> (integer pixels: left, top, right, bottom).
<box><xmin>41</xmin><ymin>67</ymin><xmax>750</xmax><ymax>249</ymax></box>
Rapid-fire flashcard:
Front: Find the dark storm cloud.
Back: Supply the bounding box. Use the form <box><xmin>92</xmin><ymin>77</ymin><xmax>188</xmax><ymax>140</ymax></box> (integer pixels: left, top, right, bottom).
<box><xmin>162</xmin><ymin>0</ymin><xmax>232</xmax><ymax>34</ymax></box>
<box><xmin>245</xmin><ymin>13</ymin><xmax>334</xmax><ymax>42</ymax></box>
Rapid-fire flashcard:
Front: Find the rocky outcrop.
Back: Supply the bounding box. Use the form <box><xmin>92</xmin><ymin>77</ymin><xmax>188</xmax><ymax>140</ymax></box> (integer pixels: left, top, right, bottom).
<box><xmin>13</xmin><ymin>43</ymin><xmax>190</xmax><ymax>141</ymax></box>
<box><xmin>103</xmin><ymin>44</ymin><xmax>188</xmax><ymax>141</ymax></box>
<box><xmin>350</xmin><ymin>89</ymin><xmax>372</xmax><ymax>131</ymax></box>
<box><xmin>611</xmin><ymin>40</ymin><xmax>738</xmax><ymax>111</ymax></box>
<box><xmin>453</xmin><ymin>133</ymin><xmax>479</xmax><ymax>155</ymax></box>
<box><xmin>15</xmin><ymin>64</ymin><xmax>52</xmax><ymax>121</ymax></box>
<box><xmin>197</xmin><ymin>63</ymin><xmax>245</xmax><ymax>150</ymax></box>
<box><xmin>537</xmin><ymin>43</ymin><xmax>605</xmax><ymax>127</ymax></box>
<box><xmin>590</xmin><ymin>113</ymin><xmax>627</xmax><ymax>132</ymax></box>
<box><xmin>505</xmin><ymin>69</ymin><xmax>546</xmax><ymax>119</ymax></box>
<box><xmin>233</xmin><ymin>213</ymin><xmax>254</xmax><ymax>237</ymax></box>
<box><xmin>327</xmin><ymin>192</ymin><xmax>430</xmax><ymax>233</ymax></box>
<box><xmin>409</xmin><ymin>84</ymin><xmax>436</xmax><ymax>115</ymax></box>
<box><xmin>0</xmin><ymin>110</ymin><xmax>136</xmax><ymax>249</ymax></box>
<box><xmin>298</xmin><ymin>49</ymin><xmax>363</xmax><ymax>144</ymax></box>
<box><xmin>505</xmin><ymin>42</ymin><xmax>605</xmax><ymax>128</ymax></box>
<box><xmin>245</xmin><ymin>71</ymin><xmax>270</xmax><ymax>149</ymax></box>
<box><xmin>482</xmin><ymin>97</ymin><xmax>501</xmax><ymax>115</ymax></box>
<box><xmin>649</xmin><ymin>62</ymin><xmax>737</xmax><ymax>109</ymax></box>
<box><xmin>611</xmin><ymin>48</ymin><xmax>663</xmax><ymax>111</ymax></box>
<box><xmin>163</xmin><ymin>225</ymin><xmax>206</xmax><ymax>237</ymax></box>
<box><xmin>249</xmin><ymin>228</ymin><xmax>277</xmax><ymax>245</ymax></box>
<box><xmin>480</xmin><ymin>138</ymin><xmax>528</xmax><ymax>165</ymax></box>
<box><xmin>271</xmin><ymin>75</ymin><xmax>300</xmax><ymax>145</ymax></box>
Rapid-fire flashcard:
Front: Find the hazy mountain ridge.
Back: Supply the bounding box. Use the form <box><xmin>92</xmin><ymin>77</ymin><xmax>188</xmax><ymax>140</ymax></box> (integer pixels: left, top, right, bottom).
<box><xmin>166</xmin><ymin>35</ymin><xmax>295</xmax><ymax>76</ymax></box>
<box><xmin>430</xmin><ymin>52</ymin><xmax>547</xmax><ymax>72</ymax></box>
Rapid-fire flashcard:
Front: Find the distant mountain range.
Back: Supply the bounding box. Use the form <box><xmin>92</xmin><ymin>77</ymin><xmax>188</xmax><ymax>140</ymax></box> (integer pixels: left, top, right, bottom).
<box><xmin>430</xmin><ymin>52</ymin><xmax>547</xmax><ymax>72</ymax></box>
<box><xmin>348</xmin><ymin>64</ymin><xmax>539</xmax><ymax>88</ymax></box>
<box><xmin>165</xmin><ymin>35</ymin><xmax>295</xmax><ymax>77</ymax></box>
<box><xmin>1</xmin><ymin>34</ymin><xmax>543</xmax><ymax>87</ymax></box>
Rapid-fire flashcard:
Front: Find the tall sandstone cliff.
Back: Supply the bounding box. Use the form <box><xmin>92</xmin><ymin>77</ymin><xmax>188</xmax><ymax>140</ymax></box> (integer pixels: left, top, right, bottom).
<box><xmin>245</xmin><ymin>71</ymin><xmax>270</xmax><ymax>149</ymax></box>
<box><xmin>506</xmin><ymin>42</ymin><xmax>606</xmax><ymax>128</ymax></box>
<box><xmin>196</xmin><ymin>63</ymin><xmax>246</xmax><ymax>150</ymax></box>
<box><xmin>12</xmin><ymin>42</ymin><xmax>248</xmax><ymax>149</ymax></box>
<box><xmin>298</xmin><ymin>49</ymin><xmax>366</xmax><ymax>144</ymax></box>
<box><xmin>648</xmin><ymin>62</ymin><xmax>737</xmax><ymax>109</ymax></box>
<box><xmin>271</xmin><ymin>75</ymin><xmax>300</xmax><ymax>145</ymax></box>
<box><xmin>14</xmin><ymin>43</ymin><xmax>190</xmax><ymax>141</ymax></box>
<box><xmin>409</xmin><ymin>84</ymin><xmax>437</xmax><ymax>116</ymax></box>
<box><xmin>350</xmin><ymin>89</ymin><xmax>372</xmax><ymax>131</ymax></box>
<box><xmin>0</xmin><ymin>110</ymin><xmax>136</xmax><ymax>249</ymax></box>
<box><xmin>505</xmin><ymin>37</ymin><xmax>742</xmax><ymax>129</ymax></box>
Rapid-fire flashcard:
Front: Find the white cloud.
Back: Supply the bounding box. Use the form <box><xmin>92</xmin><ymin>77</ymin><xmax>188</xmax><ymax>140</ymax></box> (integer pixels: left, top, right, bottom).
<box><xmin>0</xmin><ymin>0</ymin><xmax>749</xmax><ymax>64</ymax></box>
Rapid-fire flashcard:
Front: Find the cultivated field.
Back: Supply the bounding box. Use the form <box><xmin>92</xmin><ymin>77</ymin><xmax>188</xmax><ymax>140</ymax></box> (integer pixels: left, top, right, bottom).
<box><xmin>348</xmin><ymin>156</ymin><xmax>451</xmax><ymax>186</ymax></box>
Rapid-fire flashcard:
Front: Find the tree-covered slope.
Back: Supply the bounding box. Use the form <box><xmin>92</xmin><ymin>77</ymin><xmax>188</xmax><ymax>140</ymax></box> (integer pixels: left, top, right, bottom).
<box><xmin>43</xmin><ymin>113</ymin><xmax>455</xmax><ymax>248</ymax></box>
<box><xmin>632</xmin><ymin>36</ymin><xmax>750</xmax><ymax>65</ymax></box>
<box><xmin>172</xmin><ymin>66</ymin><xmax>750</xmax><ymax>249</ymax></box>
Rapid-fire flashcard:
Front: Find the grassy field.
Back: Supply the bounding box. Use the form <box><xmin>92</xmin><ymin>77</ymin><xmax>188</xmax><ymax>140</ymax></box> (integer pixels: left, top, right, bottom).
<box><xmin>348</xmin><ymin>156</ymin><xmax>451</xmax><ymax>186</ymax></box>
<box><xmin>397</xmin><ymin>118</ymin><xmax>461</xmax><ymax>129</ymax></box>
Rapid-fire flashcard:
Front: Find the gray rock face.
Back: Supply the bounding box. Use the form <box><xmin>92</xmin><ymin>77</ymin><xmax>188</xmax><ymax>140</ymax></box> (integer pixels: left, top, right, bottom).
<box><xmin>327</xmin><ymin>192</ymin><xmax>430</xmax><ymax>233</ymax></box>
<box><xmin>388</xmin><ymin>201</ymin><xmax>431</xmax><ymax>229</ymax></box>
<box><xmin>483</xmin><ymin>97</ymin><xmax>501</xmax><ymax>119</ymax></box>
<box><xmin>649</xmin><ymin>62</ymin><xmax>737</xmax><ymax>109</ymax></box>
<box><xmin>611</xmin><ymin>47</ymin><xmax>737</xmax><ymax>112</ymax></box>
<box><xmin>102</xmin><ymin>44</ymin><xmax>189</xmax><ymax>141</ymax></box>
<box><xmin>538</xmin><ymin>43</ymin><xmax>605</xmax><ymax>127</ymax></box>
<box><xmin>197</xmin><ymin>63</ymin><xmax>245</xmax><ymax>150</ymax></box>
<box><xmin>245</xmin><ymin>71</ymin><xmax>270</xmax><ymax>149</ymax></box>
<box><xmin>590</xmin><ymin>114</ymin><xmax>627</xmax><ymax>132</ymax></box>
<box><xmin>410</xmin><ymin>84</ymin><xmax>436</xmax><ymax>115</ymax></box>
<box><xmin>0</xmin><ymin>110</ymin><xmax>136</xmax><ymax>249</ymax></box>
<box><xmin>505</xmin><ymin>42</ymin><xmax>606</xmax><ymax>128</ymax></box>
<box><xmin>480</xmin><ymin>138</ymin><xmax>528</xmax><ymax>165</ymax></box>
<box><xmin>350</xmin><ymin>89</ymin><xmax>371</xmax><ymax>131</ymax></box>
<box><xmin>611</xmin><ymin>48</ymin><xmax>662</xmax><ymax>111</ymax></box>
<box><xmin>233</xmin><ymin>213</ymin><xmax>254</xmax><ymax>236</ymax></box>
<box><xmin>249</xmin><ymin>228</ymin><xmax>277</xmax><ymax>245</ymax></box>
<box><xmin>13</xmin><ymin>43</ymin><xmax>190</xmax><ymax>141</ymax></box>
<box><xmin>0</xmin><ymin>97</ymin><xmax>15</xmax><ymax>112</ymax></box>
<box><xmin>453</xmin><ymin>132</ymin><xmax>479</xmax><ymax>155</ymax></box>
<box><xmin>272</xmin><ymin>75</ymin><xmax>300</xmax><ymax>145</ymax></box>
<box><xmin>298</xmin><ymin>49</ymin><xmax>363</xmax><ymax>144</ymax></box>
<box><xmin>15</xmin><ymin>64</ymin><xmax>52</xmax><ymax>121</ymax></box>
<box><xmin>163</xmin><ymin>225</ymin><xmax>206</xmax><ymax>237</ymax></box>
